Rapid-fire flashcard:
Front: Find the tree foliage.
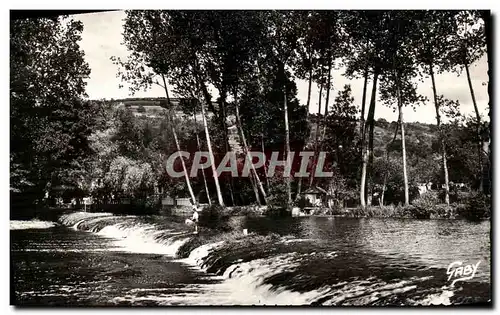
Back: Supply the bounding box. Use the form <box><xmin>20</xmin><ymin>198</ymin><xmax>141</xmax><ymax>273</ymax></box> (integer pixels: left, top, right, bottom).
<box><xmin>10</xmin><ymin>16</ymin><xmax>93</xmax><ymax>206</ymax></box>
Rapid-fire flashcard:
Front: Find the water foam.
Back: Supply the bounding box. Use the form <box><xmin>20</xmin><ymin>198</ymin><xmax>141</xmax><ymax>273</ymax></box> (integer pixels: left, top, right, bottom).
<box><xmin>10</xmin><ymin>219</ymin><xmax>57</xmax><ymax>230</ymax></box>
<box><xmin>57</xmin><ymin>212</ymin><xmax>465</xmax><ymax>306</ymax></box>
<box><xmin>416</xmin><ymin>287</ymin><xmax>454</xmax><ymax>306</ymax></box>
<box><xmin>96</xmin><ymin>223</ymin><xmax>189</xmax><ymax>256</ymax></box>
<box><xmin>59</xmin><ymin>212</ymin><xmax>114</xmax><ymax>227</ymax></box>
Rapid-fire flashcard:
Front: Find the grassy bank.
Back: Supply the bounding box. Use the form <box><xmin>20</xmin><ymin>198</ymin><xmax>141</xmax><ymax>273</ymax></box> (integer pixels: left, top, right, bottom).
<box><xmin>329</xmin><ymin>191</ymin><xmax>491</xmax><ymax>221</ymax></box>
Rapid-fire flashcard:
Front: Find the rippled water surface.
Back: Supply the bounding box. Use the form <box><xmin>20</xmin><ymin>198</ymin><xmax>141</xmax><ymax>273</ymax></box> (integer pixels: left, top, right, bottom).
<box><xmin>11</xmin><ymin>213</ymin><xmax>491</xmax><ymax>306</ymax></box>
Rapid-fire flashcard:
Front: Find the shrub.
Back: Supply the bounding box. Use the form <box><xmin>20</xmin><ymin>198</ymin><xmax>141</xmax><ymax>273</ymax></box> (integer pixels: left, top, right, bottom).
<box><xmin>198</xmin><ymin>204</ymin><xmax>232</xmax><ymax>231</ymax></box>
<box><xmin>143</xmin><ymin>195</ymin><xmax>160</xmax><ymax>214</ymax></box>
<box><xmin>330</xmin><ymin>203</ymin><xmax>344</xmax><ymax>215</ymax></box>
<box><xmin>412</xmin><ymin>191</ymin><xmax>440</xmax><ymax>219</ymax></box>
<box><xmin>431</xmin><ymin>204</ymin><xmax>454</xmax><ymax>219</ymax></box>
<box><xmin>413</xmin><ymin>191</ymin><xmax>439</xmax><ymax>207</ymax></box>
<box><xmin>457</xmin><ymin>192</ymin><xmax>491</xmax><ymax>221</ymax></box>
<box><xmin>267</xmin><ymin>191</ymin><xmax>288</xmax><ymax>207</ymax></box>
<box><xmin>226</xmin><ymin>206</ymin><xmax>263</xmax><ymax>217</ymax></box>
<box><xmin>350</xmin><ymin>205</ymin><xmax>395</xmax><ymax>218</ymax></box>
<box><xmin>443</xmin><ymin>189</ymin><xmax>472</xmax><ymax>204</ymax></box>
<box><xmin>455</xmin><ymin>190</ymin><xmax>473</xmax><ymax>203</ymax></box>
<box><xmin>394</xmin><ymin>204</ymin><xmax>419</xmax><ymax>218</ymax></box>
<box><xmin>176</xmin><ymin>234</ymin><xmax>212</xmax><ymax>258</ymax></box>
<box><xmin>265</xmin><ymin>205</ymin><xmax>291</xmax><ymax>217</ymax></box>
<box><xmin>350</xmin><ymin>206</ymin><xmax>366</xmax><ymax>217</ymax></box>
<box><xmin>377</xmin><ymin>204</ymin><xmax>399</xmax><ymax>218</ymax></box>
<box><xmin>265</xmin><ymin>186</ymin><xmax>291</xmax><ymax>217</ymax></box>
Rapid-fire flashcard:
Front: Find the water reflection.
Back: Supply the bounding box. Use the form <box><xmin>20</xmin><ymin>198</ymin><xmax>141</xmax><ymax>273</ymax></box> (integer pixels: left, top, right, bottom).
<box><xmin>244</xmin><ymin>216</ymin><xmax>490</xmax><ymax>283</ymax></box>
<box><xmin>11</xmin><ymin>214</ymin><xmax>491</xmax><ymax>306</ymax></box>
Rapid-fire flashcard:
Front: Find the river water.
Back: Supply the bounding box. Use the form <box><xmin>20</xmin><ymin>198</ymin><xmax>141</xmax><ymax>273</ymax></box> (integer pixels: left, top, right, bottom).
<box><xmin>10</xmin><ymin>212</ymin><xmax>491</xmax><ymax>306</ymax></box>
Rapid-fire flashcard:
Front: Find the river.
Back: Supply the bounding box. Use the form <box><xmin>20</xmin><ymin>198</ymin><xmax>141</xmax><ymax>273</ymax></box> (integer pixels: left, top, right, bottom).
<box><xmin>10</xmin><ymin>212</ymin><xmax>491</xmax><ymax>306</ymax></box>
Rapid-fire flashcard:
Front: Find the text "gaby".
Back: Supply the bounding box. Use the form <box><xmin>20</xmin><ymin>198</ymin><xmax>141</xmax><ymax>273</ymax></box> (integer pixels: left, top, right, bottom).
<box><xmin>446</xmin><ymin>260</ymin><xmax>480</xmax><ymax>287</ymax></box>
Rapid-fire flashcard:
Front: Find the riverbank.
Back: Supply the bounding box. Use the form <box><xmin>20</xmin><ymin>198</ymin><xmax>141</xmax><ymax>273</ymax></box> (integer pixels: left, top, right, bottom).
<box><xmin>329</xmin><ymin>204</ymin><xmax>490</xmax><ymax>220</ymax></box>
<box><xmin>205</xmin><ymin>202</ymin><xmax>491</xmax><ymax>222</ymax></box>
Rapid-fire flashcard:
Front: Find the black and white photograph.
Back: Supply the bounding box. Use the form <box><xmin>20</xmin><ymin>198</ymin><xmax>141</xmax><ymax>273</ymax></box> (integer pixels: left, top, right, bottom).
<box><xmin>9</xmin><ymin>8</ymin><xmax>492</xmax><ymax>307</ymax></box>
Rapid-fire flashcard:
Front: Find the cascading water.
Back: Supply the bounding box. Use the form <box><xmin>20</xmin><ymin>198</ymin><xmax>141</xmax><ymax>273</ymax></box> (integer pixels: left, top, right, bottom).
<box><xmin>11</xmin><ymin>211</ymin><xmax>490</xmax><ymax>306</ymax></box>
<box><xmin>10</xmin><ymin>219</ymin><xmax>57</xmax><ymax>230</ymax></box>
<box><xmin>50</xmin><ymin>212</ymin><xmax>490</xmax><ymax>305</ymax></box>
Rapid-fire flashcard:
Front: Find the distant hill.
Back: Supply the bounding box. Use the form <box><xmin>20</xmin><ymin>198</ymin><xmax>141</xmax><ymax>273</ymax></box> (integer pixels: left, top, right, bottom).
<box><xmin>306</xmin><ymin>115</ymin><xmax>439</xmax><ymax>158</ymax></box>
<box><xmin>95</xmin><ymin>97</ymin><xmax>440</xmax><ymax>158</ymax></box>
<box><xmin>96</xmin><ymin>97</ymin><xmax>243</xmax><ymax>153</ymax></box>
<box><xmin>100</xmin><ymin>97</ymin><xmax>219</xmax><ymax>117</ymax></box>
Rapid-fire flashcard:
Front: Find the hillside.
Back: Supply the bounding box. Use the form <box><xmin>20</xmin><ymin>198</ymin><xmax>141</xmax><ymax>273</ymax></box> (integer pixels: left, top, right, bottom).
<box><xmin>97</xmin><ymin>97</ymin><xmax>243</xmax><ymax>153</ymax></box>
<box><xmin>306</xmin><ymin>115</ymin><xmax>439</xmax><ymax>159</ymax></box>
<box><xmin>96</xmin><ymin>97</ymin><xmax>440</xmax><ymax>158</ymax></box>
<box><xmin>103</xmin><ymin>97</ymin><xmax>219</xmax><ymax>118</ymax></box>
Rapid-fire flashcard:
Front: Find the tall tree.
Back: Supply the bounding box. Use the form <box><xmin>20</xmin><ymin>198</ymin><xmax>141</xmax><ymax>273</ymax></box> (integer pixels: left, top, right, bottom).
<box><xmin>263</xmin><ymin>11</ymin><xmax>302</xmax><ymax>209</ymax></box>
<box><xmin>293</xmin><ymin>11</ymin><xmax>318</xmax><ymax>111</ymax></box>
<box><xmin>115</xmin><ymin>11</ymin><xmax>229</xmax><ymax>205</ymax></box>
<box><xmin>318</xmin><ymin>85</ymin><xmax>360</xmax><ymax>196</ymax></box>
<box><xmin>308</xmin><ymin>11</ymin><xmax>346</xmax><ymax>188</ymax></box>
<box><xmin>414</xmin><ymin>11</ymin><xmax>457</xmax><ymax>205</ymax></box>
<box><xmin>378</xmin><ymin>12</ymin><xmax>426</xmax><ymax>206</ymax></box>
<box><xmin>447</xmin><ymin>10</ymin><xmax>486</xmax><ymax>192</ymax></box>
<box><xmin>11</xmin><ymin>16</ymin><xmax>92</xmax><ymax>209</ymax></box>
<box><xmin>293</xmin><ymin>11</ymin><xmax>319</xmax><ymax>199</ymax></box>
<box><xmin>234</xmin><ymin>89</ymin><xmax>267</xmax><ymax>205</ymax></box>
<box><xmin>191</xmin><ymin>101</ymin><xmax>212</xmax><ymax>206</ymax></box>
<box><xmin>160</xmin><ymin>76</ymin><xmax>196</xmax><ymax>205</ymax></box>
<box><xmin>210</xmin><ymin>11</ymin><xmax>269</xmax><ymax>204</ymax></box>
<box><xmin>343</xmin><ymin>11</ymin><xmax>387</xmax><ymax>208</ymax></box>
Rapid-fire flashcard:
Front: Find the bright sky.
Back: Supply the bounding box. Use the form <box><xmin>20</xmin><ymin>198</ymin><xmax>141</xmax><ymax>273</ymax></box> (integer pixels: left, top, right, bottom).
<box><xmin>73</xmin><ymin>10</ymin><xmax>490</xmax><ymax>124</ymax></box>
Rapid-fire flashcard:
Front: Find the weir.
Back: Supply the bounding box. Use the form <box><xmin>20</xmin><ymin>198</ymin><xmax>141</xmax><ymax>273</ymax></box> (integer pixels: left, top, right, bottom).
<box><xmin>29</xmin><ymin>212</ymin><xmax>488</xmax><ymax>306</ymax></box>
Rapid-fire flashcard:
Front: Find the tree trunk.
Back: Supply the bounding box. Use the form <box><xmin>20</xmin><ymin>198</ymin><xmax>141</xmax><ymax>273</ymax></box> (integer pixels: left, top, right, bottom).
<box><xmin>320</xmin><ymin>58</ymin><xmax>333</xmax><ymax>149</ymax></box>
<box><xmin>465</xmin><ymin>63</ymin><xmax>481</xmax><ymax>122</ymax></box>
<box><xmin>306</xmin><ymin>66</ymin><xmax>313</xmax><ymax>109</ymax></box>
<box><xmin>381</xmin><ymin>116</ymin><xmax>400</xmax><ymax>208</ymax></box>
<box><xmin>234</xmin><ymin>90</ymin><xmax>267</xmax><ymax>204</ymax></box>
<box><xmin>360</xmin><ymin>149</ymin><xmax>368</xmax><ymax>209</ymax></box>
<box><xmin>430</xmin><ymin>63</ymin><xmax>450</xmax><ymax>205</ymax></box>
<box><xmin>248</xmin><ymin>169</ymin><xmax>262</xmax><ymax>206</ymax></box>
<box><xmin>360</xmin><ymin>66</ymin><xmax>369</xmax><ymax>137</ymax></box>
<box><xmin>480</xmin><ymin>10</ymin><xmax>491</xmax><ymax>194</ymax></box>
<box><xmin>295</xmin><ymin>178</ymin><xmax>303</xmax><ymax>201</ymax></box>
<box><xmin>295</xmin><ymin>65</ymin><xmax>314</xmax><ymax>200</ymax></box>
<box><xmin>360</xmin><ymin>41</ymin><xmax>370</xmax><ymax>138</ymax></box>
<box><xmin>309</xmin><ymin>82</ymin><xmax>323</xmax><ymax>187</ymax></box>
<box><xmin>161</xmin><ymin>75</ymin><xmax>196</xmax><ymax>205</ymax></box>
<box><xmin>284</xmin><ymin>83</ymin><xmax>292</xmax><ymax>209</ymax></box>
<box><xmin>192</xmin><ymin>61</ymin><xmax>225</xmax><ymax>206</ymax></box>
<box><xmin>219</xmin><ymin>95</ymin><xmax>236</xmax><ymax>206</ymax></box>
<box><xmin>358</xmin><ymin>68</ymin><xmax>370</xmax><ymax>210</ymax></box>
<box><xmin>363</xmin><ymin>71</ymin><xmax>379</xmax><ymax>207</ymax></box>
<box><xmin>465</xmin><ymin>63</ymin><xmax>483</xmax><ymax>192</ymax></box>
<box><xmin>261</xmin><ymin>132</ymin><xmax>270</xmax><ymax>192</ymax></box>
<box><xmin>193</xmin><ymin>111</ymin><xmax>211</xmax><ymax>206</ymax></box>
<box><xmin>381</xmin><ymin>171</ymin><xmax>387</xmax><ymax>207</ymax></box>
<box><xmin>200</xmin><ymin>92</ymin><xmax>225</xmax><ymax>206</ymax></box>
<box><xmin>396</xmin><ymin>75</ymin><xmax>409</xmax><ymax>206</ymax></box>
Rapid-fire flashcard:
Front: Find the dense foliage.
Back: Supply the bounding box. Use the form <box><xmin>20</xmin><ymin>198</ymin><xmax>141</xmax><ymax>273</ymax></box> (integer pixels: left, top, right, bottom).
<box><xmin>10</xmin><ymin>11</ymin><xmax>490</xmax><ymax>219</ymax></box>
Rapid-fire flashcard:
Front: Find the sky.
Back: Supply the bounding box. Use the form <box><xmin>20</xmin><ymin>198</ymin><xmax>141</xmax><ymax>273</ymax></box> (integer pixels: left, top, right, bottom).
<box><xmin>72</xmin><ymin>10</ymin><xmax>490</xmax><ymax>124</ymax></box>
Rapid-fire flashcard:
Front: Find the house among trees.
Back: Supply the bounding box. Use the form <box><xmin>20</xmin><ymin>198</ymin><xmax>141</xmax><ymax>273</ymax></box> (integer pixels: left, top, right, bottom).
<box><xmin>302</xmin><ymin>186</ymin><xmax>331</xmax><ymax>208</ymax></box>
